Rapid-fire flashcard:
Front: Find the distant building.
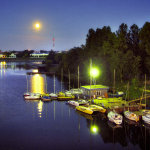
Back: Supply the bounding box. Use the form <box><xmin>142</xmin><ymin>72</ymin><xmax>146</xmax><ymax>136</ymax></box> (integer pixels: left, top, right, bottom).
<box><xmin>30</xmin><ymin>52</ymin><xmax>49</xmax><ymax>58</ymax></box>
<box><xmin>0</xmin><ymin>54</ymin><xmax>6</xmax><ymax>58</ymax></box>
<box><xmin>81</xmin><ymin>85</ymin><xmax>109</xmax><ymax>98</ymax></box>
<box><xmin>9</xmin><ymin>53</ymin><xmax>16</xmax><ymax>58</ymax></box>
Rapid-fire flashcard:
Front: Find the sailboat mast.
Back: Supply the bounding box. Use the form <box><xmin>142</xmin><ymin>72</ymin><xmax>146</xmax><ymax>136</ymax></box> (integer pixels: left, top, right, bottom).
<box><xmin>113</xmin><ymin>69</ymin><xmax>115</xmax><ymax>95</ymax></box>
<box><xmin>61</xmin><ymin>68</ymin><xmax>63</xmax><ymax>92</ymax></box>
<box><xmin>45</xmin><ymin>75</ymin><xmax>47</xmax><ymax>93</ymax></box>
<box><xmin>54</xmin><ymin>74</ymin><xmax>55</xmax><ymax>94</ymax></box>
<box><xmin>68</xmin><ymin>69</ymin><xmax>70</xmax><ymax>91</ymax></box>
<box><xmin>90</xmin><ymin>59</ymin><xmax>92</xmax><ymax>100</ymax></box>
<box><xmin>145</xmin><ymin>74</ymin><xmax>146</xmax><ymax>109</ymax></box>
<box><xmin>26</xmin><ymin>75</ymin><xmax>28</xmax><ymax>92</ymax></box>
<box><xmin>78</xmin><ymin>66</ymin><xmax>79</xmax><ymax>89</ymax></box>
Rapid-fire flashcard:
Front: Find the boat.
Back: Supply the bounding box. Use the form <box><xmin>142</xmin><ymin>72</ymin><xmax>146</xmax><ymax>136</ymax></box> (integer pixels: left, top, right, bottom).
<box><xmin>89</xmin><ymin>105</ymin><xmax>106</xmax><ymax>113</ymax></box>
<box><xmin>124</xmin><ymin>111</ymin><xmax>139</xmax><ymax>122</ymax></box>
<box><xmin>76</xmin><ymin>106</ymin><xmax>93</xmax><ymax>115</ymax></box>
<box><xmin>24</xmin><ymin>93</ymin><xmax>41</xmax><ymax>100</ymax></box>
<box><xmin>23</xmin><ymin>92</ymin><xmax>32</xmax><ymax>97</ymax></box>
<box><xmin>49</xmin><ymin>93</ymin><xmax>58</xmax><ymax>100</ymax></box>
<box><xmin>57</xmin><ymin>92</ymin><xmax>75</xmax><ymax>101</ymax></box>
<box><xmin>49</xmin><ymin>74</ymin><xmax>58</xmax><ymax>100</ymax></box>
<box><xmin>41</xmin><ymin>93</ymin><xmax>51</xmax><ymax>102</ymax></box>
<box><xmin>65</xmin><ymin>91</ymin><xmax>72</xmax><ymax>97</ymax></box>
<box><xmin>142</xmin><ymin>114</ymin><xmax>150</xmax><ymax>125</ymax></box>
<box><xmin>68</xmin><ymin>99</ymin><xmax>89</xmax><ymax>106</ymax></box>
<box><xmin>76</xmin><ymin>105</ymin><xmax>106</xmax><ymax>115</ymax></box>
<box><xmin>70</xmin><ymin>88</ymin><xmax>83</xmax><ymax>95</ymax></box>
<box><xmin>107</xmin><ymin>111</ymin><xmax>123</xmax><ymax>125</ymax></box>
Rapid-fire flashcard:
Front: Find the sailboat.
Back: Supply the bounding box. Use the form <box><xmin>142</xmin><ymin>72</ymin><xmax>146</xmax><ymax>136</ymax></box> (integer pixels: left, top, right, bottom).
<box><xmin>68</xmin><ymin>99</ymin><xmax>89</xmax><ymax>107</ymax></box>
<box><xmin>49</xmin><ymin>74</ymin><xmax>58</xmax><ymax>99</ymax></box>
<box><xmin>23</xmin><ymin>75</ymin><xmax>41</xmax><ymax>100</ymax></box>
<box><xmin>142</xmin><ymin>74</ymin><xmax>150</xmax><ymax>124</ymax></box>
<box><xmin>41</xmin><ymin>75</ymin><xmax>51</xmax><ymax>102</ymax></box>
<box><xmin>107</xmin><ymin>111</ymin><xmax>123</xmax><ymax>125</ymax></box>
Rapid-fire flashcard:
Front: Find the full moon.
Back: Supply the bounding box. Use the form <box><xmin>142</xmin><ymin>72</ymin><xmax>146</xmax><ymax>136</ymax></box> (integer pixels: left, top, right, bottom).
<box><xmin>34</xmin><ymin>22</ymin><xmax>41</xmax><ymax>30</ymax></box>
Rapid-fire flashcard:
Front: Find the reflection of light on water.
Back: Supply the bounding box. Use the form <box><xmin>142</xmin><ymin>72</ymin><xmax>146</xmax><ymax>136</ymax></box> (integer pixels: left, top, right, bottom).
<box><xmin>37</xmin><ymin>101</ymin><xmax>43</xmax><ymax>118</ymax></box>
<box><xmin>32</xmin><ymin>69</ymin><xmax>38</xmax><ymax>73</ymax></box>
<box><xmin>90</xmin><ymin>125</ymin><xmax>99</xmax><ymax>135</ymax></box>
<box><xmin>54</xmin><ymin>101</ymin><xmax>55</xmax><ymax>120</ymax></box>
<box><xmin>31</xmin><ymin>74</ymin><xmax>45</xmax><ymax>94</ymax></box>
<box><xmin>0</xmin><ymin>61</ymin><xmax>7</xmax><ymax>77</ymax></box>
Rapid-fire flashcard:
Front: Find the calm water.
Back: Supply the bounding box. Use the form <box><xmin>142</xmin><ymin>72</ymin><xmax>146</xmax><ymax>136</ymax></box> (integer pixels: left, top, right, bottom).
<box><xmin>0</xmin><ymin>61</ymin><xmax>150</xmax><ymax>150</ymax></box>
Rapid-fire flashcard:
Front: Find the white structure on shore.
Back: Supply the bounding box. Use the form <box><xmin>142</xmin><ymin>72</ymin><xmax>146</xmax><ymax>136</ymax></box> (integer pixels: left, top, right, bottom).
<box><xmin>30</xmin><ymin>52</ymin><xmax>49</xmax><ymax>58</ymax></box>
<box><xmin>9</xmin><ymin>53</ymin><xmax>16</xmax><ymax>58</ymax></box>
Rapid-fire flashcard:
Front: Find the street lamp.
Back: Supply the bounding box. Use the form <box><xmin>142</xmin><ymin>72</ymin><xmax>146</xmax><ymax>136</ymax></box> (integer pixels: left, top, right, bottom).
<box><xmin>90</xmin><ymin>67</ymin><xmax>100</xmax><ymax>85</ymax></box>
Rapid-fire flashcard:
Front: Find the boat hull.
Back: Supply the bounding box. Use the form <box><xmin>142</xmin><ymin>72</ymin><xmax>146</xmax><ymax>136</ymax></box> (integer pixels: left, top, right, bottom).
<box><xmin>76</xmin><ymin>106</ymin><xmax>93</xmax><ymax>115</ymax></box>
<box><xmin>124</xmin><ymin>111</ymin><xmax>139</xmax><ymax>122</ymax></box>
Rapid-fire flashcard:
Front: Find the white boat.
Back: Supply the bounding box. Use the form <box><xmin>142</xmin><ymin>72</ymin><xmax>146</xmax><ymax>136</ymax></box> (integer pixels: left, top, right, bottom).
<box><xmin>70</xmin><ymin>88</ymin><xmax>83</xmax><ymax>95</ymax></box>
<box><xmin>68</xmin><ymin>100</ymin><xmax>88</xmax><ymax>106</ymax></box>
<box><xmin>124</xmin><ymin>111</ymin><xmax>139</xmax><ymax>122</ymax></box>
<box><xmin>24</xmin><ymin>93</ymin><xmax>41</xmax><ymax>100</ymax></box>
<box><xmin>23</xmin><ymin>92</ymin><xmax>32</xmax><ymax>97</ymax></box>
<box><xmin>65</xmin><ymin>91</ymin><xmax>73</xmax><ymax>97</ymax></box>
<box><xmin>49</xmin><ymin>93</ymin><xmax>58</xmax><ymax>99</ymax></box>
<box><xmin>142</xmin><ymin>114</ymin><xmax>150</xmax><ymax>124</ymax></box>
<box><xmin>107</xmin><ymin>111</ymin><xmax>123</xmax><ymax>125</ymax></box>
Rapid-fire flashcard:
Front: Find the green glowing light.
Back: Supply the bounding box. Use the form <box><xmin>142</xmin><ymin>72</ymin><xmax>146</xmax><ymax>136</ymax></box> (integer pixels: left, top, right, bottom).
<box><xmin>90</xmin><ymin>67</ymin><xmax>100</xmax><ymax>78</ymax></box>
<box><xmin>90</xmin><ymin>125</ymin><xmax>99</xmax><ymax>134</ymax></box>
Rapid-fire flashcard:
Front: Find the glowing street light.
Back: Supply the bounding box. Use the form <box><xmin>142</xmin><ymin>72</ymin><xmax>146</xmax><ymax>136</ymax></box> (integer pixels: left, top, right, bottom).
<box><xmin>90</xmin><ymin>67</ymin><xmax>99</xmax><ymax>78</ymax></box>
<box><xmin>89</xmin><ymin>67</ymin><xmax>100</xmax><ymax>85</ymax></box>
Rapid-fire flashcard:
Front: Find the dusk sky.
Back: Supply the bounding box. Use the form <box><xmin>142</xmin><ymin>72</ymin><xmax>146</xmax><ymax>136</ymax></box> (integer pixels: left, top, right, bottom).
<box><xmin>0</xmin><ymin>0</ymin><xmax>150</xmax><ymax>51</ymax></box>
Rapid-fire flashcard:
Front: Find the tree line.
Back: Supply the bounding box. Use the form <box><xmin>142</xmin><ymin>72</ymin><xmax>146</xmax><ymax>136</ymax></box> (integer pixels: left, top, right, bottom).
<box><xmin>46</xmin><ymin>22</ymin><xmax>150</xmax><ymax>87</ymax></box>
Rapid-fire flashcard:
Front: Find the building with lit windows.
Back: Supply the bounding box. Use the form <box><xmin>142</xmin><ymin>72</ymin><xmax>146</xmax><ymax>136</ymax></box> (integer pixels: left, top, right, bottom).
<box><xmin>81</xmin><ymin>85</ymin><xmax>109</xmax><ymax>98</ymax></box>
<box><xmin>30</xmin><ymin>52</ymin><xmax>49</xmax><ymax>58</ymax></box>
<box><xmin>0</xmin><ymin>54</ymin><xmax>6</xmax><ymax>58</ymax></box>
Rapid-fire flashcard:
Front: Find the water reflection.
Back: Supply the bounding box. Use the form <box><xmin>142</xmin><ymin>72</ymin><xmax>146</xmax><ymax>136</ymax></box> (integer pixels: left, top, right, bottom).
<box><xmin>31</xmin><ymin>74</ymin><xmax>45</xmax><ymax>94</ymax></box>
<box><xmin>37</xmin><ymin>101</ymin><xmax>43</xmax><ymax>118</ymax></box>
<box><xmin>0</xmin><ymin>61</ymin><xmax>7</xmax><ymax>77</ymax></box>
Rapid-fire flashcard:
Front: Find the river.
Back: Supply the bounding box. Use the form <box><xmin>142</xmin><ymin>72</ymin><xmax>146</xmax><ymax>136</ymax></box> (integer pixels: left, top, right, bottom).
<box><xmin>0</xmin><ymin>61</ymin><xmax>149</xmax><ymax>150</ymax></box>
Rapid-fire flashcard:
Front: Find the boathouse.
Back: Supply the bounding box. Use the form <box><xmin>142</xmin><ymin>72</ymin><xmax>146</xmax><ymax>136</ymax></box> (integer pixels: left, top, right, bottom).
<box><xmin>81</xmin><ymin>85</ymin><xmax>109</xmax><ymax>98</ymax></box>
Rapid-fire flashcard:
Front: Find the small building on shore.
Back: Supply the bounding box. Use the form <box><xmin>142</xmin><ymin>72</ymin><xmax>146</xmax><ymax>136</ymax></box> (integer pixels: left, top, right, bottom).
<box><xmin>0</xmin><ymin>54</ymin><xmax>6</xmax><ymax>58</ymax></box>
<box><xmin>30</xmin><ymin>52</ymin><xmax>49</xmax><ymax>58</ymax></box>
<box><xmin>81</xmin><ymin>85</ymin><xmax>109</xmax><ymax>98</ymax></box>
<box><xmin>8</xmin><ymin>53</ymin><xmax>16</xmax><ymax>58</ymax></box>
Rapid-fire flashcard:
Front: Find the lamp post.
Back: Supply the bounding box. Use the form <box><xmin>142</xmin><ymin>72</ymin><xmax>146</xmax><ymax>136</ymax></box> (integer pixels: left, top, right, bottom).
<box><xmin>89</xmin><ymin>66</ymin><xmax>100</xmax><ymax>100</ymax></box>
<box><xmin>90</xmin><ymin>67</ymin><xmax>100</xmax><ymax>85</ymax></box>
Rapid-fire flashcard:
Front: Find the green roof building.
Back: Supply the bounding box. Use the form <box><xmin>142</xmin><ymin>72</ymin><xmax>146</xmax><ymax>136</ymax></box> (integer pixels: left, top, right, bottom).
<box><xmin>81</xmin><ymin>85</ymin><xmax>109</xmax><ymax>98</ymax></box>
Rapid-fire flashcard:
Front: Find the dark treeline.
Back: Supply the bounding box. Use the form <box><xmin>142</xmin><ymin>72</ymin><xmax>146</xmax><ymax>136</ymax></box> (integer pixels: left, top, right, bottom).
<box><xmin>46</xmin><ymin>22</ymin><xmax>150</xmax><ymax>89</ymax></box>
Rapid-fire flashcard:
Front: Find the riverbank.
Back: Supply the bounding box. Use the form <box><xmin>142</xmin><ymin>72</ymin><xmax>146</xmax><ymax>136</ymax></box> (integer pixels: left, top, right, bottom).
<box><xmin>0</xmin><ymin>58</ymin><xmax>46</xmax><ymax>62</ymax></box>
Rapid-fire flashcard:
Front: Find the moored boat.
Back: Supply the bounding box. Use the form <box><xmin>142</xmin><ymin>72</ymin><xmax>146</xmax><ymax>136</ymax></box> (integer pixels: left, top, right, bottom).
<box><xmin>23</xmin><ymin>92</ymin><xmax>32</xmax><ymax>97</ymax></box>
<box><xmin>57</xmin><ymin>92</ymin><xmax>75</xmax><ymax>101</ymax></box>
<box><xmin>124</xmin><ymin>111</ymin><xmax>139</xmax><ymax>122</ymax></box>
<box><xmin>142</xmin><ymin>114</ymin><xmax>150</xmax><ymax>124</ymax></box>
<box><xmin>24</xmin><ymin>93</ymin><xmax>41</xmax><ymax>100</ymax></box>
<box><xmin>89</xmin><ymin>105</ymin><xmax>106</xmax><ymax>113</ymax></box>
<box><xmin>68</xmin><ymin>99</ymin><xmax>89</xmax><ymax>106</ymax></box>
<box><xmin>49</xmin><ymin>93</ymin><xmax>58</xmax><ymax>100</ymax></box>
<box><xmin>76</xmin><ymin>106</ymin><xmax>93</xmax><ymax>115</ymax></box>
<box><xmin>107</xmin><ymin>111</ymin><xmax>123</xmax><ymax>125</ymax></box>
<box><xmin>41</xmin><ymin>96</ymin><xmax>51</xmax><ymax>102</ymax></box>
<box><xmin>76</xmin><ymin>104</ymin><xmax>106</xmax><ymax>115</ymax></box>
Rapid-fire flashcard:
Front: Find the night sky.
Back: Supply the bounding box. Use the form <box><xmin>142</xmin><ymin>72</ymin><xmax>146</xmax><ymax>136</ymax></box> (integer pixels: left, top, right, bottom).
<box><xmin>0</xmin><ymin>0</ymin><xmax>150</xmax><ymax>51</ymax></box>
